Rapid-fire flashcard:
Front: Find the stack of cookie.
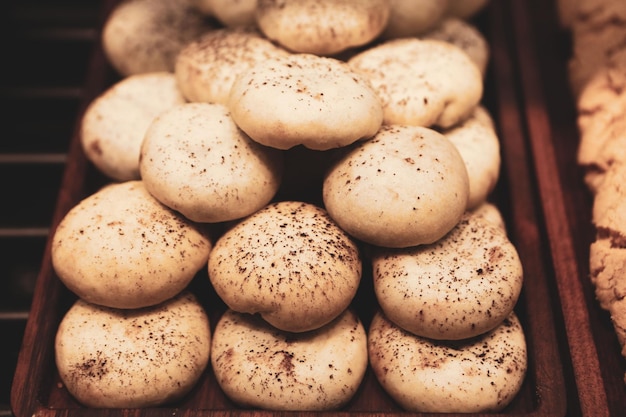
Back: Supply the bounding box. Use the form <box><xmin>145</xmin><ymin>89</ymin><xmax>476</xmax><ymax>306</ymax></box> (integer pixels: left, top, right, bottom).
<box><xmin>557</xmin><ymin>0</ymin><xmax>626</xmax><ymax>382</ymax></box>
<box><xmin>50</xmin><ymin>0</ymin><xmax>530</xmax><ymax>412</ymax></box>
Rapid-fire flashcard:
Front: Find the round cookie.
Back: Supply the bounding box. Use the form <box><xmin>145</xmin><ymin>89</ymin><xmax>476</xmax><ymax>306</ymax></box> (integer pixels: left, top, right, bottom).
<box><xmin>80</xmin><ymin>72</ymin><xmax>186</xmax><ymax>182</ymax></box>
<box><xmin>211</xmin><ymin>308</ymin><xmax>368</xmax><ymax>411</ymax></box>
<box><xmin>348</xmin><ymin>38</ymin><xmax>483</xmax><ymax>128</ymax></box>
<box><xmin>228</xmin><ymin>53</ymin><xmax>383</xmax><ymax>150</ymax></box>
<box><xmin>592</xmin><ymin>162</ymin><xmax>626</xmax><ymax>238</ymax></box>
<box><xmin>139</xmin><ymin>102</ymin><xmax>284</xmax><ymax>223</ymax></box>
<box><xmin>51</xmin><ymin>180</ymin><xmax>212</xmax><ymax>309</ymax></box>
<box><xmin>55</xmin><ymin>291</ymin><xmax>211</xmax><ymax>408</ymax></box>
<box><xmin>380</xmin><ymin>0</ymin><xmax>449</xmax><ymax>40</ymax></box>
<box><xmin>422</xmin><ymin>17</ymin><xmax>490</xmax><ymax>77</ymax></box>
<box><xmin>193</xmin><ymin>0</ymin><xmax>257</xmax><ymax>27</ymax></box>
<box><xmin>372</xmin><ymin>209</ymin><xmax>523</xmax><ymax>340</ymax></box>
<box><xmin>175</xmin><ymin>27</ymin><xmax>290</xmax><ymax>105</ymax></box>
<box><xmin>442</xmin><ymin>105</ymin><xmax>501</xmax><ymax>209</ymax></box>
<box><xmin>322</xmin><ymin>125</ymin><xmax>470</xmax><ymax>248</ymax></box>
<box><xmin>208</xmin><ymin>200</ymin><xmax>362</xmax><ymax>333</ymax></box>
<box><xmin>102</xmin><ymin>0</ymin><xmax>215</xmax><ymax>76</ymax></box>
<box><xmin>368</xmin><ymin>310</ymin><xmax>527</xmax><ymax>413</ymax></box>
<box><xmin>255</xmin><ymin>0</ymin><xmax>390</xmax><ymax>55</ymax></box>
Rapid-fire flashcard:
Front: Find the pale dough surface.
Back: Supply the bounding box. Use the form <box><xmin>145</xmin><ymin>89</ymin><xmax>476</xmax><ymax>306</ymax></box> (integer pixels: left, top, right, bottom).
<box><xmin>372</xmin><ymin>209</ymin><xmax>523</xmax><ymax>340</ymax></box>
<box><xmin>211</xmin><ymin>308</ymin><xmax>368</xmax><ymax>411</ymax></box>
<box><xmin>139</xmin><ymin>102</ymin><xmax>284</xmax><ymax>223</ymax></box>
<box><xmin>55</xmin><ymin>291</ymin><xmax>211</xmax><ymax>408</ymax></box>
<box><xmin>80</xmin><ymin>72</ymin><xmax>185</xmax><ymax>181</ymax></box>
<box><xmin>228</xmin><ymin>53</ymin><xmax>383</xmax><ymax>150</ymax></box>
<box><xmin>255</xmin><ymin>0</ymin><xmax>390</xmax><ymax>55</ymax></box>
<box><xmin>208</xmin><ymin>201</ymin><xmax>362</xmax><ymax>332</ymax></box>
<box><xmin>51</xmin><ymin>181</ymin><xmax>211</xmax><ymax>309</ymax></box>
<box><xmin>102</xmin><ymin>0</ymin><xmax>215</xmax><ymax>76</ymax></box>
<box><xmin>348</xmin><ymin>38</ymin><xmax>483</xmax><ymax>128</ymax></box>
<box><xmin>323</xmin><ymin>125</ymin><xmax>469</xmax><ymax>248</ymax></box>
<box><xmin>368</xmin><ymin>310</ymin><xmax>527</xmax><ymax>412</ymax></box>
<box><xmin>175</xmin><ymin>27</ymin><xmax>290</xmax><ymax>105</ymax></box>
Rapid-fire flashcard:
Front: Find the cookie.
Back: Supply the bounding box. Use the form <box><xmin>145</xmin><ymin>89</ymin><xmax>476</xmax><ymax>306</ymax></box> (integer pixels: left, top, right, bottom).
<box><xmin>322</xmin><ymin>125</ymin><xmax>469</xmax><ymax>248</ymax></box>
<box><xmin>51</xmin><ymin>181</ymin><xmax>212</xmax><ymax>309</ymax></box>
<box><xmin>372</xmin><ymin>209</ymin><xmax>523</xmax><ymax>340</ymax></box>
<box><xmin>207</xmin><ymin>200</ymin><xmax>362</xmax><ymax>332</ymax></box>
<box><xmin>368</xmin><ymin>310</ymin><xmax>527</xmax><ymax>412</ymax></box>
<box><xmin>102</xmin><ymin>0</ymin><xmax>215</xmax><ymax>76</ymax></box>
<box><xmin>211</xmin><ymin>308</ymin><xmax>368</xmax><ymax>411</ymax></box>
<box><xmin>380</xmin><ymin>0</ymin><xmax>449</xmax><ymax>40</ymax></box>
<box><xmin>591</xmin><ymin>162</ymin><xmax>626</xmax><ymax>240</ymax></box>
<box><xmin>227</xmin><ymin>53</ymin><xmax>383</xmax><ymax>150</ymax></box>
<box><xmin>422</xmin><ymin>17</ymin><xmax>490</xmax><ymax>77</ymax></box>
<box><xmin>469</xmin><ymin>201</ymin><xmax>507</xmax><ymax>232</ymax></box>
<box><xmin>255</xmin><ymin>0</ymin><xmax>390</xmax><ymax>55</ymax></box>
<box><xmin>348</xmin><ymin>38</ymin><xmax>483</xmax><ymax>128</ymax></box>
<box><xmin>55</xmin><ymin>291</ymin><xmax>211</xmax><ymax>408</ymax></box>
<box><xmin>442</xmin><ymin>105</ymin><xmax>501</xmax><ymax>209</ymax></box>
<box><xmin>175</xmin><ymin>27</ymin><xmax>290</xmax><ymax>105</ymax></box>
<box><xmin>193</xmin><ymin>0</ymin><xmax>257</xmax><ymax>27</ymax></box>
<box><xmin>139</xmin><ymin>102</ymin><xmax>284</xmax><ymax>223</ymax></box>
<box><xmin>80</xmin><ymin>72</ymin><xmax>186</xmax><ymax>182</ymax></box>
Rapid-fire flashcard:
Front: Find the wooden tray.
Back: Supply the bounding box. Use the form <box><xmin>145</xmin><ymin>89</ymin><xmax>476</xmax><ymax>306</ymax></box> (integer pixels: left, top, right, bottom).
<box><xmin>10</xmin><ymin>0</ymin><xmax>624</xmax><ymax>416</ymax></box>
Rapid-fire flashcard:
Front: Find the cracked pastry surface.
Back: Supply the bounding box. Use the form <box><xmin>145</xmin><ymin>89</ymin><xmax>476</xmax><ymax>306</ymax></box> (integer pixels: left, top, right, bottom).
<box><xmin>55</xmin><ymin>291</ymin><xmax>211</xmax><ymax>408</ymax></box>
<box><xmin>208</xmin><ymin>200</ymin><xmax>362</xmax><ymax>332</ymax></box>
<box><xmin>211</xmin><ymin>308</ymin><xmax>368</xmax><ymax>411</ymax></box>
<box><xmin>372</xmin><ymin>208</ymin><xmax>523</xmax><ymax>340</ymax></box>
<box><xmin>368</xmin><ymin>310</ymin><xmax>527</xmax><ymax>413</ymax></box>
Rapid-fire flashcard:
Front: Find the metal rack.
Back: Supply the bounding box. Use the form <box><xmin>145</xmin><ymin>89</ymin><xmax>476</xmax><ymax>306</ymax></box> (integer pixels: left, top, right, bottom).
<box><xmin>0</xmin><ymin>2</ymin><xmax>104</xmax><ymax>415</ymax></box>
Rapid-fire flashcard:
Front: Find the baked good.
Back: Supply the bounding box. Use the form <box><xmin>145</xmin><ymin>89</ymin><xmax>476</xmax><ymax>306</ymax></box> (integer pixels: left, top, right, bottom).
<box><xmin>55</xmin><ymin>291</ymin><xmax>211</xmax><ymax>408</ymax></box>
<box><xmin>227</xmin><ymin>53</ymin><xmax>383</xmax><ymax>150</ymax></box>
<box><xmin>368</xmin><ymin>310</ymin><xmax>527</xmax><ymax>412</ymax></box>
<box><xmin>322</xmin><ymin>125</ymin><xmax>469</xmax><ymax>248</ymax></box>
<box><xmin>139</xmin><ymin>102</ymin><xmax>284</xmax><ymax>223</ymax></box>
<box><xmin>372</xmin><ymin>209</ymin><xmax>523</xmax><ymax>340</ymax></box>
<box><xmin>102</xmin><ymin>0</ymin><xmax>215</xmax><ymax>76</ymax></box>
<box><xmin>379</xmin><ymin>0</ymin><xmax>449</xmax><ymax>40</ymax></box>
<box><xmin>175</xmin><ymin>27</ymin><xmax>290</xmax><ymax>105</ymax></box>
<box><xmin>208</xmin><ymin>200</ymin><xmax>362</xmax><ymax>333</ymax></box>
<box><xmin>442</xmin><ymin>105</ymin><xmax>501</xmax><ymax>209</ymax></box>
<box><xmin>575</xmin><ymin>60</ymin><xmax>626</xmax><ymax>192</ymax></box>
<box><xmin>211</xmin><ymin>308</ymin><xmax>368</xmax><ymax>411</ymax></box>
<box><xmin>80</xmin><ymin>72</ymin><xmax>186</xmax><ymax>182</ymax></box>
<box><xmin>192</xmin><ymin>0</ymin><xmax>257</xmax><ymax>27</ymax></box>
<box><xmin>469</xmin><ymin>201</ymin><xmax>507</xmax><ymax>232</ymax></box>
<box><xmin>348</xmin><ymin>38</ymin><xmax>483</xmax><ymax>128</ymax></box>
<box><xmin>255</xmin><ymin>0</ymin><xmax>390</xmax><ymax>55</ymax></box>
<box><xmin>422</xmin><ymin>17</ymin><xmax>490</xmax><ymax>77</ymax></box>
<box><xmin>51</xmin><ymin>180</ymin><xmax>212</xmax><ymax>309</ymax></box>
